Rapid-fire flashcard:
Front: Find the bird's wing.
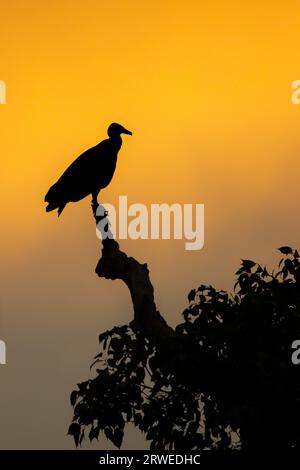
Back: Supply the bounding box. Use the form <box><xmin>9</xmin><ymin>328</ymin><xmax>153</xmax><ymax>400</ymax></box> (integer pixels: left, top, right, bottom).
<box><xmin>45</xmin><ymin>140</ymin><xmax>109</xmax><ymax>202</ymax></box>
<box><xmin>59</xmin><ymin>140</ymin><xmax>108</xmax><ymax>182</ymax></box>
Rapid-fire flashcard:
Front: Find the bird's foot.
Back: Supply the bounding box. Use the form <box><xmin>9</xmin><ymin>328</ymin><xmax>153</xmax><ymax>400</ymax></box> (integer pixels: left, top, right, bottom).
<box><xmin>91</xmin><ymin>199</ymin><xmax>99</xmax><ymax>217</ymax></box>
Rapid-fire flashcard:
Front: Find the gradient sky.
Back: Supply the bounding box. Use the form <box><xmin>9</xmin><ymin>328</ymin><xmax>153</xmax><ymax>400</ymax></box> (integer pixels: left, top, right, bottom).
<box><xmin>1</xmin><ymin>0</ymin><xmax>300</xmax><ymax>449</ymax></box>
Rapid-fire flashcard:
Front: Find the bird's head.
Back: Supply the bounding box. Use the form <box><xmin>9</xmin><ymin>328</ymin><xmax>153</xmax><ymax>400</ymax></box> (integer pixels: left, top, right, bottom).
<box><xmin>107</xmin><ymin>123</ymin><xmax>133</xmax><ymax>138</ymax></box>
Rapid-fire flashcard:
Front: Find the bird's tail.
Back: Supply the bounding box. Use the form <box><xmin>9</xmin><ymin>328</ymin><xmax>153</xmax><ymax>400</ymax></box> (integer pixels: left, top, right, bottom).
<box><xmin>45</xmin><ymin>185</ymin><xmax>66</xmax><ymax>216</ymax></box>
<box><xmin>57</xmin><ymin>204</ymin><xmax>66</xmax><ymax>217</ymax></box>
<box><xmin>45</xmin><ymin>202</ymin><xmax>65</xmax><ymax>216</ymax></box>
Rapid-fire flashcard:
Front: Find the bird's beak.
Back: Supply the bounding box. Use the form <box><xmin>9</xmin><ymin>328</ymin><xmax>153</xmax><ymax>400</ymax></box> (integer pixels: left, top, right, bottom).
<box><xmin>122</xmin><ymin>128</ymin><xmax>132</xmax><ymax>136</ymax></box>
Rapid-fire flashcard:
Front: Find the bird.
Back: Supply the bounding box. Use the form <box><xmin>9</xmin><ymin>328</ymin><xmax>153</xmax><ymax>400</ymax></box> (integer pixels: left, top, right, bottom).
<box><xmin>45</xmin><ymin>123</ymin><xmax>132</xmax><ymax>216</ymax></box>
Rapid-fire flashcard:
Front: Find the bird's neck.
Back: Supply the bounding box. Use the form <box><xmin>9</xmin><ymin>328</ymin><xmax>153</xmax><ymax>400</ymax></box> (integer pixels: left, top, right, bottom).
<box><xmin>110</xmin><ymin>135</ymin><xmax>122</xmax><ymax>150</ymax></box>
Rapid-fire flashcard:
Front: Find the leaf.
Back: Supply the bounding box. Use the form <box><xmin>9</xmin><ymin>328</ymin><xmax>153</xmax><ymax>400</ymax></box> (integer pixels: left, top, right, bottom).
<box><xmin>188</xmin><ymin>289</ymin><xmax>196</xmax><ymax>302</ymax></box>
<box><xmin>77</xmin><ymin>381</ymin><xmax>88</xmax><ymax>393</ymax></box>
<box><xmin>89</xmin><ymin>426</ymin><xmax>100</xmax><ymax>441</ymax></box>
<box><xmin>112</xmin><ymin>427</ymin><xmax>124</xmax><ymax>448</ymax></box>
<box><xmin>99</xmin><ymin>331</ymin><xmax>110</xmax><ymax>348</ymax></box>
<box><xmin>110</xmin><ymin>337</ymin><xmax>122</xmax><ymax>353</ymax></box>
<box><xmin>126</xmin><ymin>407</ymin><xmax>132</xmax><ymax>422</ymax></box>
<box><xmin>79</xmin><ymin>429</ymin><xmax>85</xmax><ymax>445</ymax></box>
<box><xmin>241</xmin><ymin>259</ymin><xmax>256</xmax><ymax>270</ymax></box>
<box><xmin>70</xmin><ymin>390</ymin><xmax>78</xmax><ymax>407</ymax></box>
<box><xmin>262</xmin><ymin>267</ymin><xmax>269</xmax><ymax>277</ymax></box>
<box><xmin>235</xmin><ymin>267</ymin><xmax>244</xmax><ymax>275</ymax></box>
<box><xmin>278</xmin><ymin>246</ymin><xmax>293</xmax><ymax>254</ymax></box>
<box><xmin>104</xmin><ymin>427</ymin><xmax>124</xmax><ymax>448</ymax></box>
<box><xmin>99</xmin><ymin>331</ymin><xmax>108</xmax><ymax>342</ymax></box>
<box><xmin>67</xmin><ymin>422</ymin><xmax>81</xmax><ymax>447</ymax></box>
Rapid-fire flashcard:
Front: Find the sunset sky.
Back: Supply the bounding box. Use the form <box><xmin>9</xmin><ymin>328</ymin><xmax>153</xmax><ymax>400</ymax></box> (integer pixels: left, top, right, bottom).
<box><xmin>1</xmin><ymin>0</ymin><xmax>300</xmax><ymax>449</ymax></box>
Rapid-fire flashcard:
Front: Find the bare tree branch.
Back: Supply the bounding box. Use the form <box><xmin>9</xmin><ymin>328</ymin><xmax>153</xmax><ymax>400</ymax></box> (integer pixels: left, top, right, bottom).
<box><xmin>92</xmin><ymin>202</ymin><xmax>176</xmax><ymax>347</ymax></box>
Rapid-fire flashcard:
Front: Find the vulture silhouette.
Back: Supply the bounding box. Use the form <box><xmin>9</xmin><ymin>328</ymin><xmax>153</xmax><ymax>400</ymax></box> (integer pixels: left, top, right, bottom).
<box><xmin>45</xmin><ymin>123</ymin><xmax>132</xmax><ymax>216</ymax></box>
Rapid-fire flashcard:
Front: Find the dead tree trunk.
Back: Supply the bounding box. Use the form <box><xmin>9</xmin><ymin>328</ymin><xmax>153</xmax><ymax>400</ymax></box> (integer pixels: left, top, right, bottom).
<box><xmin>93</xmin><ymin>203</ymin><xmax>176</xmax><ymax>348</ymax></box>
<box><xmin>92</xmin><ymin>203</ymin><xmax>229</xmax><ymax>391</ymax></box>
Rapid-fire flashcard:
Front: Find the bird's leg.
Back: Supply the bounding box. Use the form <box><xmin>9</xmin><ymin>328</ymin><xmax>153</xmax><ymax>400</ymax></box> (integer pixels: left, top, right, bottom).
<box><xmin>91</xmin><ymin>191</ymin><xmax>100</xmax><ymax>217</ymax></box>
<box><xmin>92</xmin><ymin>191</ymin><xmax>99</xmax><ymax>205</ymax></box>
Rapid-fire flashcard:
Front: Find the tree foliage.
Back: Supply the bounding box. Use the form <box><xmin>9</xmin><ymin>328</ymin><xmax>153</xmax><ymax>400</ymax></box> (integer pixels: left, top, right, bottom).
<box><xmin>68</xmin><ymin>247</ymin><xmax>300</xmax><ymax>451</ymax></box>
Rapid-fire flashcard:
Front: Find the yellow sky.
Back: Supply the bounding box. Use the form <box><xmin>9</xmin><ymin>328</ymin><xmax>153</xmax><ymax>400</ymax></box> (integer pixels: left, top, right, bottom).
<box><xmin>0</xmin><ymin>0</ymin><xmax>300</xmax><ymax>449</ymax></box>
<box><xmin>1</xmin><ymin>0</ymin><xmax>300</xmax><ymax>254</ymax></box>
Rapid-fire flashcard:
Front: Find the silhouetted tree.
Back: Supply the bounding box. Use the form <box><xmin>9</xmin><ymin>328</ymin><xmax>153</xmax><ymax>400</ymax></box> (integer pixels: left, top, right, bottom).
<box><xmin>68</xmin><ymin>207</ymin><xmax>300</xmax><ymax>452</ymax></box>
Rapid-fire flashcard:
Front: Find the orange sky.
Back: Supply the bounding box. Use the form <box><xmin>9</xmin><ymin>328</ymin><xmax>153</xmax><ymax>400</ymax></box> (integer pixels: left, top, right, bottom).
<box><xmin>0</xmin><ymin>0</ymin><xmax>300</xmax><ymax>449</ymax></box>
